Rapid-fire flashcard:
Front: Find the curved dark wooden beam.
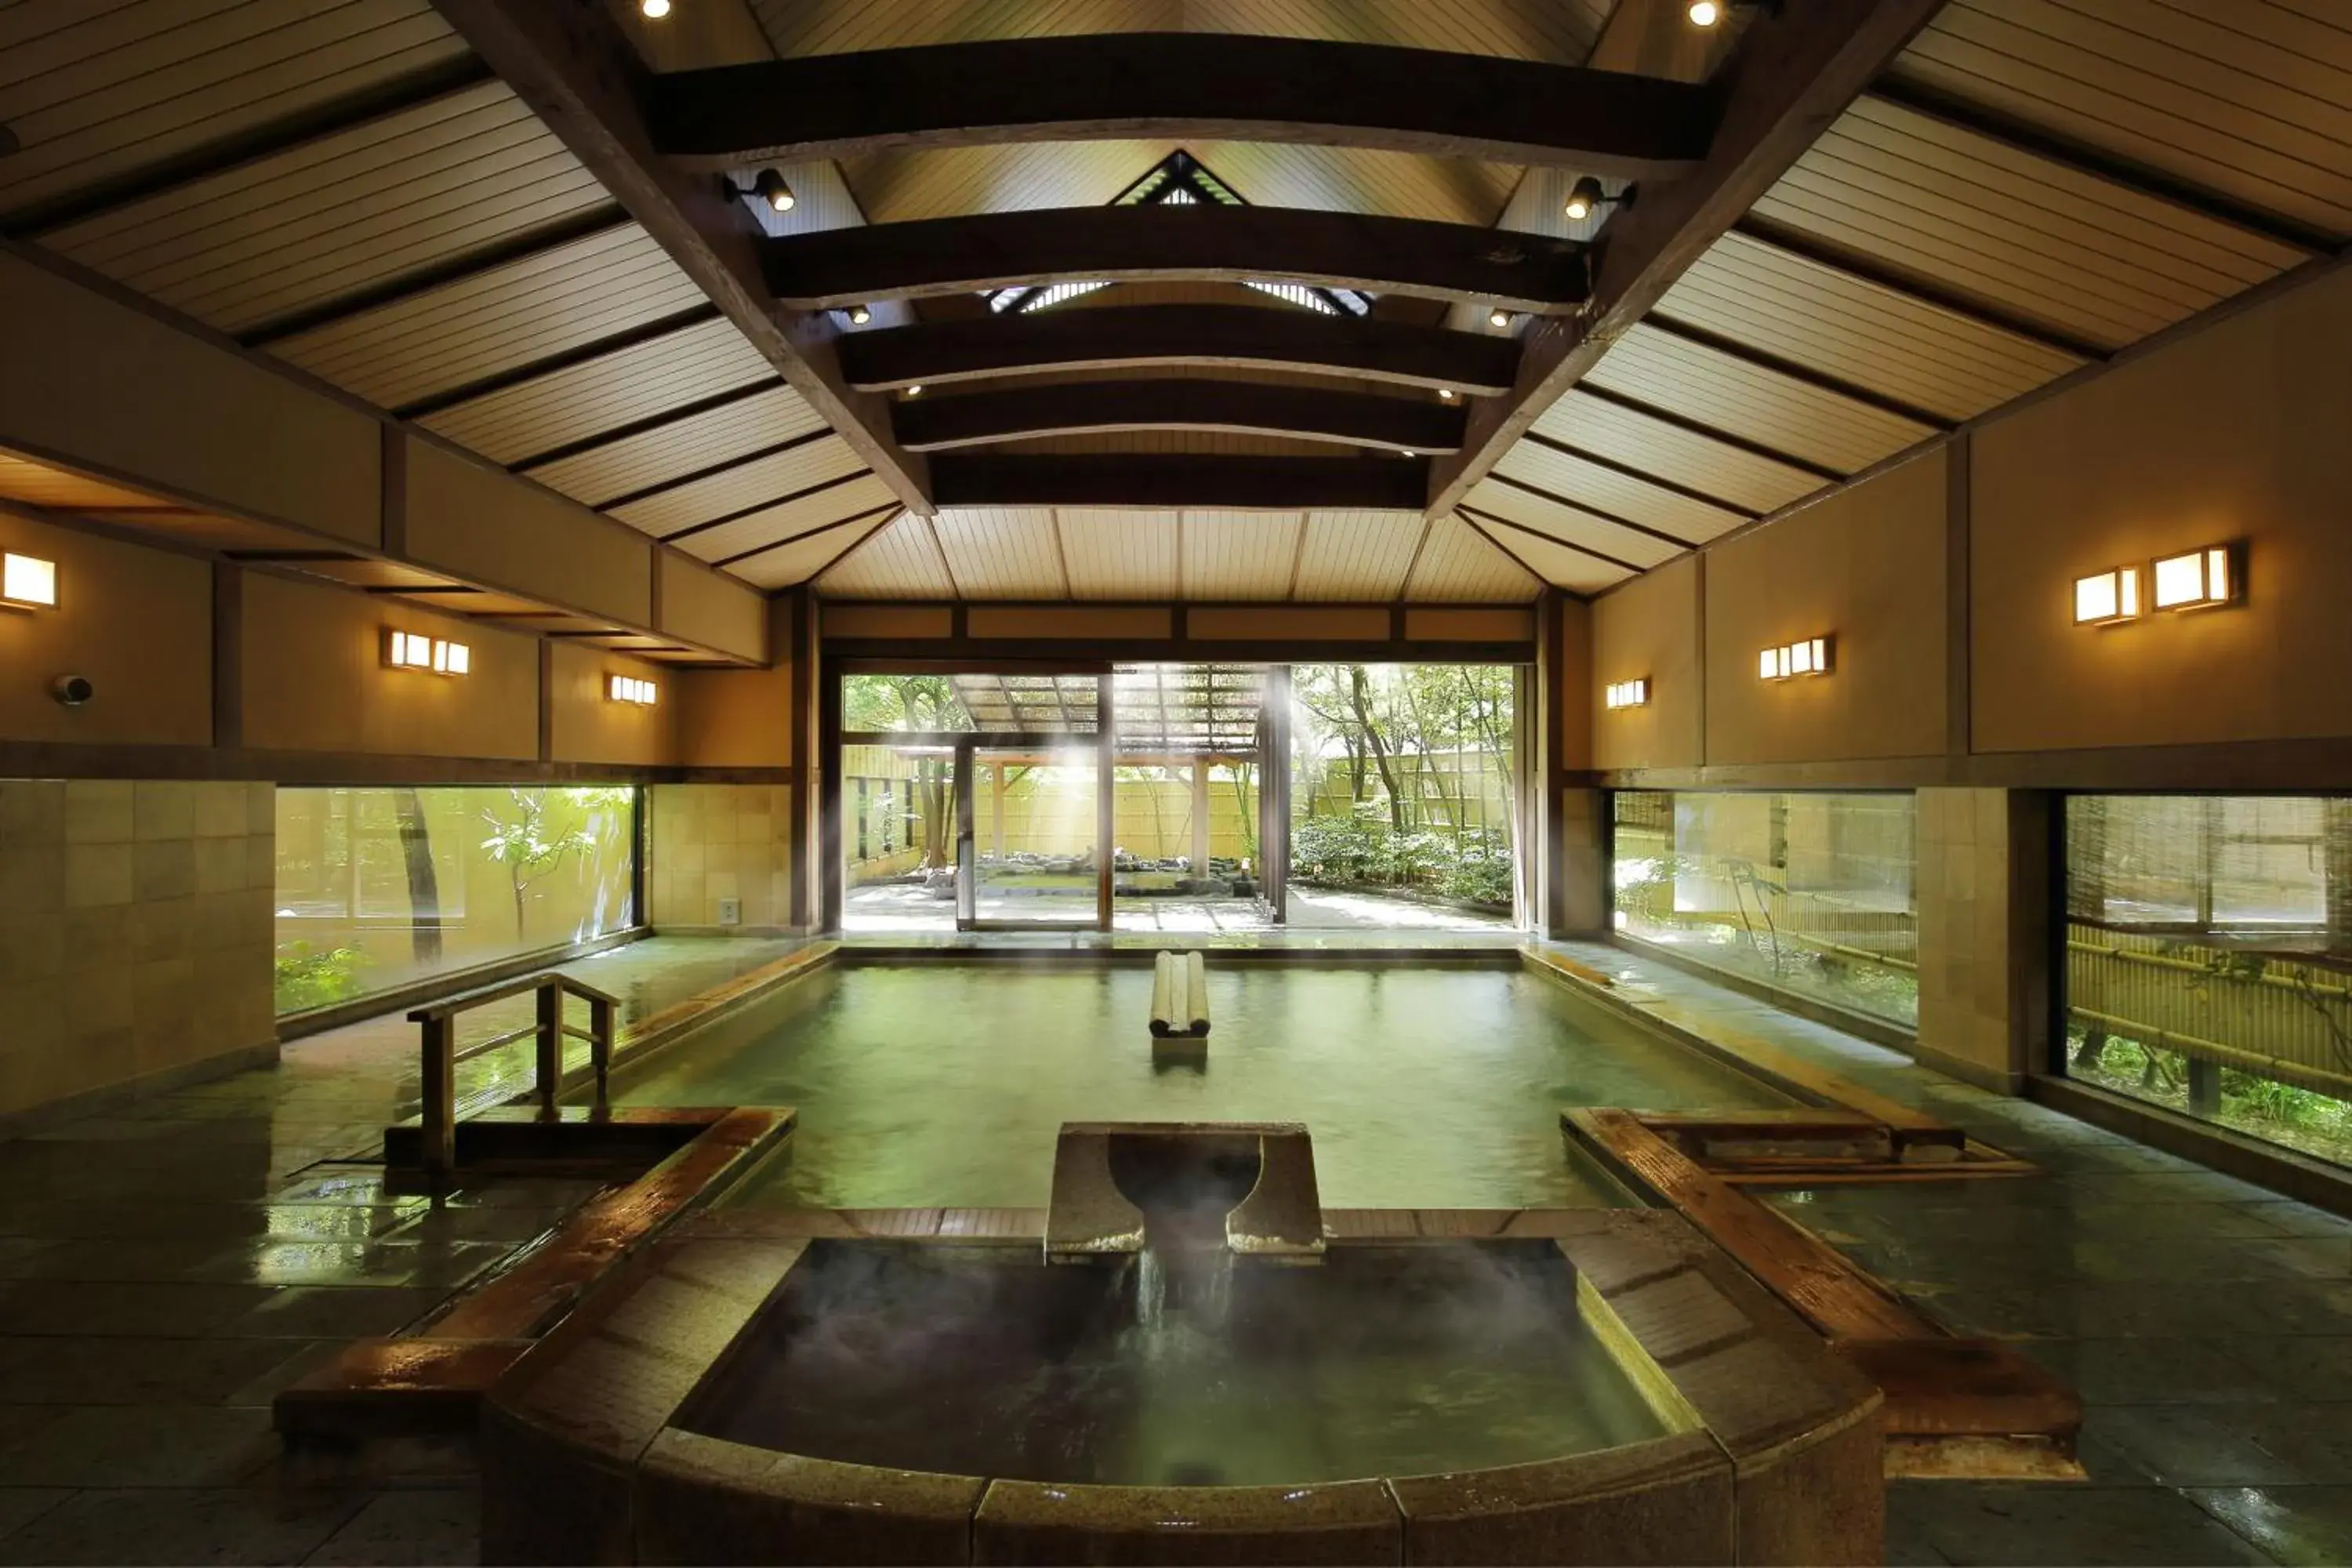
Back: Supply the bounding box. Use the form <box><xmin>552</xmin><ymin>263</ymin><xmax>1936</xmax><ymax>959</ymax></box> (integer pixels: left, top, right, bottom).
<box><xmin>931</xmin><ymin>454</ymin><xmax>1427</xmax><ymax>510</ymax></box>
<box><xmin>1428</xmin><ymin>0</ymin><xmax>1955</xmax><ymax>517</ymax></box>
<box><xmin>838</xmin><ymin>304</ymin><xmax>1518</xmax><ymax>394</ymax></box>
<box><xmin>762</xmin><ymin>206</ymin><xmax>1590</xmax><ymax>314</ymax></box>
<box><xmin>894</xmin><ymin>381</ymin><xmax>1465</xmax><ymax>454</ymax></box>
<box><xmin>644</xmin><ymin>34</ymin><xmax>1714</xmax><ymax>178</ymax></box>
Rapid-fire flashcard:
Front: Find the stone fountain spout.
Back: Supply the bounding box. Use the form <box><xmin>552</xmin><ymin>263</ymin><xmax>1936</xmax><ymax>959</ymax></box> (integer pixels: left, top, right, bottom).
<box><xmin>1043</xmin><ymin>1120</ymin><xmax>1326</xmax><ymax>1265</ymax></box>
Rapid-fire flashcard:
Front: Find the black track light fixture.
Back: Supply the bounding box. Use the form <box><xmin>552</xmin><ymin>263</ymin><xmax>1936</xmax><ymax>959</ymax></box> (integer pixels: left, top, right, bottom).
<box><xmin>1562</xmin><ymin>176</ymin><xmax>1634</xmax><ymax>223</ymax></box>
<box><xmin>754</xmin><ymin>169</ymin><xmax>795</xmax><ymax>213</ymax></box>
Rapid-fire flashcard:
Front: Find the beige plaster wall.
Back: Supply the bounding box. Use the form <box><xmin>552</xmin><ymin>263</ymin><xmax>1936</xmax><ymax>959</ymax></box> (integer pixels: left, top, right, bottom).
<box><xmin>676</xmin><ymin>597</ymin><xmax>796</xmax><ymax>770</ymax></box>
<box><xmin>1592</xmin><ymin>554</ymin><xmax>1702</xmax><ymax>771</ymax></box>
<box><xmin>648</xmin><ymin>784</ymin><xmax>797</xmax><ymax>932</ymax></box>
<box><xmin>241</xmin><ymin>572</ymin><xmax>539</xmax><ymax>760</ymax></box>
<box><xmin>659</xmin><ymin>556</ymin><xmax>767</xmax><ymax>663</ymax></box>
<box><xmin>0</xmin><ymin>779</ymin><xmax>275</xmax><ymax>1119</ymax></box>
<box><xmin>547</xmin><ymin>643</ymin><xmax>680</xmax><ymax>767</ymax></box>
<box><xmin>1704</xmin><ymin>449</ymin><xmax>1949</xmax><ymax>766</ymax></box>
<box><xmin>1973</xmin><ymin>262</ymin><xmax>2352</xmax><ymax>753</ymax></box>
<box><xmin>0</xmin><ymin>251</ymin><xmax>381</xmax><ymax>548</ymax></box>
<box><xmin>403</xmin><ymin>438</ymin><xmax>652</xmax><ymax>630</ymax></box>
<box><xmin>0</xmin><ymin>506</ymin><xmax>212</xmax><ymax>747</ymax></box>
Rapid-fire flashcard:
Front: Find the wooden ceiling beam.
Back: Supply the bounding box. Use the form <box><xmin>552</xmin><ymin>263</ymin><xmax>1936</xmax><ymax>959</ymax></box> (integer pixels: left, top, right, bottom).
<box><xmin>839</xmin><ymin>304</ymin><xmax>1517</xmax><ymax>394</ymax></box>
<box><xmin>643</xmin><ymin>34</ymin><xmax>1715</xmax><ymax>178</ymax></box>
<box><xmin>894</xmin><ymin>381</ymin><xmax>1465</xmax><ymax>455</ymax></box>
<box><xmin>931</xmin><ymin>454</ymin><xmax>1427</xmax><ymax>510</ymax></box>
<box><xmin>424</xmin><ymin>0</ymin><xmax>933</xmax><ymax>514</ymax></box>
<box><xmin>762</xmin><ymin>206</ymin><xmax>1589</xmax><ymax>314</ymax></box>
<box><xmin>1427</xmin><ymin>0</ymin><xmax>1955</xmax><ymax>519</ymax></box>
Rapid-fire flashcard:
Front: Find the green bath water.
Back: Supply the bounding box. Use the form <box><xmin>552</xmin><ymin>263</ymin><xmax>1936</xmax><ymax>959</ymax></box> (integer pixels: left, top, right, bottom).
<box><xmin>610</xmin><ymin>964</ymin><xmax>1790</xmax><ymax>1209</ymax></box>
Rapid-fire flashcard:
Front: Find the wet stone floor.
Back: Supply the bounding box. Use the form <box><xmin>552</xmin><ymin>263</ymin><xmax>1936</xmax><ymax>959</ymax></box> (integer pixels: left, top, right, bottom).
<box><xmin>0</xmin><ymin>936</ymin><xmax>800</xmax><ymax>1566</ymax></box>
<box><xmin>0</xmin><ymin>932</ymin><xmax>2344</xmax><ymax>1562</ymax></box>
<box><xmin>1559</xmin><ymin>939</ymin><xmax>2352</xmax><ymax>1568</ymax></box>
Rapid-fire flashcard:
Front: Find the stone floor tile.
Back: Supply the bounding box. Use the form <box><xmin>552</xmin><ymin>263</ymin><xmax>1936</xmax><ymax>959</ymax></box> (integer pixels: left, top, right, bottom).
<box><xmin>0</xmin><ymin>1334</ymin><xmax>343</xmax><ymax>1408</ymax></box>
<box><xmin>192</xmin><ymin>1239</ymin><xmax>515</xmax><ymax>1290</ymax></box>
<box><xmin>0</xmin><ymin>1406</ymin><xmax>281</xmax><ymax>1488</ymax></box>
<box><xmin>0</xmin><ymin>1487</ymin><xmax>368</xmax><ymax>1566</ymax></box>
<box><xmin>2219</xmin><ymin>1338</ymin><xmax>2352</xmax><ymax>1403</ymax></box>
<box><xmin>302</xmin><ymin>1489</ymin><xmax>480</xmax><ymax>1566</ymax></box>
<box><xmin>0</xmin><ymin>1279</ymin><xmax>274</xmax><ymax>1338</ymax></box>
<box><xmin>2019</xmin><ymin>1338</ymin><xmax>2288</xmax><ymax>1407</ymax></box>
<box><xmin>2236</xmin><ymin>1203</ymin><xmax>2352</xmax><ymax>1240</ymax></box>
<box><xmin>2189</xmin><ymin>1486</ymin><xmax>2352</xmax><ymax>1568</ymax></box>
<box><xmin>1887</xmin><ymin>1483</ymin><xmax>2274</xmax><ymax>1566</ymax></box>
<box><xmin>0</xmin><ymin>1489</ymin><xmax>71</xmax><ymax>1541</ymax></box>
<box><xmin>210</xmin><ymin>1286</ymin><xmax>456</xmax><ymax>1341</ymax></box>
<box><xmin>2086</xmin><ymin>1405</ymin><xmax>2313</xmax><ymax>1488</ymax></box>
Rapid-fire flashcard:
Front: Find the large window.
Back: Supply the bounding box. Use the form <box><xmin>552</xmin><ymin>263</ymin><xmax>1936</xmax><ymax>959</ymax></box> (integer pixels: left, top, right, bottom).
<box><xmin>2063</xmin><ymin>795</ymin><xmax>2352</xmax><ymax>1166</ymax></box>
<box><xmin>1287</xmin><ymin>663</ymin><xmax>1519</xmax><ymax>927</ymax></box>
<box><xmin>273</xmin><ymin>786</ymin><xmax>637</xmax><ymax>1014</ymax></box>
<box><xmin>1613</xmin><ymin>790</ymin><xmax>1918</xmax><ymax>1027</ymax></box>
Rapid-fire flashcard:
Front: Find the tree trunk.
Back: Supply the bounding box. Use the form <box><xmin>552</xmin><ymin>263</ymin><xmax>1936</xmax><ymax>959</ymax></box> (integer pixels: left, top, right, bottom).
<box><xmin>391</xmin><ymin>786</ymin><xmax>443</xmax><ymax>964</ymax></box>
<box><xmin>1348</xmin><ymin>666</ymin><xmax>1406</xmax><ymax>832</ymax></box>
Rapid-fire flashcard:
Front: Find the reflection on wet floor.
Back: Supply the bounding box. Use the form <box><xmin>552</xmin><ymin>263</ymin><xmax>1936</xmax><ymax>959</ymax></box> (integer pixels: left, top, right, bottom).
<box><xmin>0</xmin><ymin>934</ymin><xmax>2345</xmax><ymax>1562</ymax></box>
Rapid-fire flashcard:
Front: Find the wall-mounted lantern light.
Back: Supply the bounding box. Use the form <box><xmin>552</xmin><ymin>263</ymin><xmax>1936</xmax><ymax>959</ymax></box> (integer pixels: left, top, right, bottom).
<box><xmin>0</xmin><ymin>552</ymin><xmax>56</xmax><ymax>609</ymax></box>
<box><xmin>1759</xmin><ymin>635</ymin><xmax>1832</xmax><ymax>681</ymax></box>
<box><xmin>386</xmin><ymin>629</ymin><xmax>469</xmax><ymax>676</ymax></box>
<box><xmin>2072</xmin><ymin>566</ymin><xmax>2141</xmax><ymax>626</ymax></box>
<box><xmin>2151</xmin><ymin>543</ymin><xmax>2241</xmax><ymax>612</ymax></box>
<box><xmin>608</xmin><ymin>673</ymin><xmax>659</xmax><ymax>706</ymax></box>
<box><xmin>1604</xmin><ymin>677</ymin><xmax>1650</xmax><ymax>710</ymax></box>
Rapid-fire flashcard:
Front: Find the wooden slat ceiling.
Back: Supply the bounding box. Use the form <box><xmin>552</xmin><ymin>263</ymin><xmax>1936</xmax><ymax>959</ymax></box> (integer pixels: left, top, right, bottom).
<box><xmin>7</xmin><ymin>0</ymin><xmax>2346</xmax><ymax>609</ymax></box>
<box><xmin>815</xmin><ymin>504</ymin><xmax>1538</xmax><ymax>602</ymax></box>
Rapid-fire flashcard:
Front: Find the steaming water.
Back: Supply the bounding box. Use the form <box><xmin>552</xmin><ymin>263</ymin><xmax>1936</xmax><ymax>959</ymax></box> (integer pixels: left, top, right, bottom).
<box><xmin>675</xmin><ymin>1240</ymin><xmax>1671</xmax><ymax>1486</ymax></box>
<box><xmin>612</xmin><ymin>965</ymin><xmax>1790</xmax><ymax>1208</ymax></box>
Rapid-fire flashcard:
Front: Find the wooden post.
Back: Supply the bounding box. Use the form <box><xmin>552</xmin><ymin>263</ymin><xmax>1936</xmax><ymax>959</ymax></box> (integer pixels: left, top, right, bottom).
<box><xmin>588</xmin><ymin>993</ymin><xmax>615</xmax><ymax>1120</ymax></box>
<box><xmin>419</xmin><ymin>1013</ymin><xmax>456</xmax><ymax>1177</ymax></box>
<box><xmin>1097</xmin><ymin>673</ymin><xmax>1116</xmax><ymax>931</ymax></box>
<box><xmin>1191</xmin><ymin>756</ymin><xmax>1212</xmax><ymax>880</ymax></box>
<box><xmin>535</xmin><ymin>982</ymin><xmax>561</xmax><ymax>1122</ymax></box>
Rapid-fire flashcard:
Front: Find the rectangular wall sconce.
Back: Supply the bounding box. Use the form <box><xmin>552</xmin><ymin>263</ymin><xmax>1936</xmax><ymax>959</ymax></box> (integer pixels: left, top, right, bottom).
<box><xmin>1603</xmin><ymin>678</ymin><xmax>1649</xmax><ymax>710</ymax></box>
<box><xmin>1758</xmin><ymin>636</ymin><xmax>1832</xmax><ymax>681</ymax></box>
<box><xmin>0</xmin><ymin>552</ymin><xmax>56</xmax><ymax>609</ymax></box>
<box><xmin>2074</xmin><ymin>543</ymin><xmax>2241</xmax><ymax>626</ymax></box>
<box><xmin>608</xmin><ymin>673</ymin><xmax>659</xmax><ymax>706</ymax></box>
<box><xmin>385</xmin><ymin>629</ymin><xmax>469</xmax><ymax>676</ymax></box>
<box><xmin>2073</xmin><ymin>566</ymin><xmax>2140</xmax><ymax>625</ymax></box>
<box><xmin>2151</xmin><ymin>543</ymin><xmax>2239</xmax><ymax>612</ymax></box>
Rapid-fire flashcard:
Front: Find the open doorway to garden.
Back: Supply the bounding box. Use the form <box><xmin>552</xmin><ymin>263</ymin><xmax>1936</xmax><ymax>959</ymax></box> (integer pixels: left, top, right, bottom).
<box><xmin>1285</xmin><ymin>664</ymin><xmax>1520</xmax><ymax>932</ymax></box>
<box><xmin>834</xmin><ymin>661</ymin><xmax>1526</xmax><ymax>935</ymax></box>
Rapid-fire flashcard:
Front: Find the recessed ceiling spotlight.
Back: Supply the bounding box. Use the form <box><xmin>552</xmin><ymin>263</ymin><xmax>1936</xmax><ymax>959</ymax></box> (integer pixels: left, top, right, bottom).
<box><xmin>1686</xmin><ymin>0</ymin><xmax>1722</xmax><ymax>25</ymax></box>
<box><xmin>754</xmin><ymin>169</ymin><xmax>795</xmax><ymax>212</ymax></box>
<box><xmin>1488</xmin><ymin>307</ymin><xmax>1512</xmax><ymax>330</ymax></box>
<box><xmin>1437</xmin><ymin>388</ymin><xmax>1458</xmax><ymax>403</ymax></box>
<box><xmin>641</xmin><ymin>0</ymin><xmax>671</xmax><ymax>16</ymax></box>
<box><xmin>848</xmin><ymin>304</ymin><xmax>872</xmax><ymax>325</ymax></box>
<box><xmin>904</xmin><ymin>384</ymin><xmax>924</xmax><ymax>398</ymax></box>
<box><xmin>1400</xmin><ymin>449</ymin><xmax>1417</xmax><ymax>458</ymax></box>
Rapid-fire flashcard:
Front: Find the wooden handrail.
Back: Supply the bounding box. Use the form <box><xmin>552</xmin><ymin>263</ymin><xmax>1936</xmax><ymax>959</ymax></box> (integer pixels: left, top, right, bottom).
<box><xmin>406</xmin><ymin>971</ymin><xmax>619</xmax><ymax>1023</ymax></box>
<box><xmin>411</xmin><ymin>970</ymin><xmax>619</xmax><ymax>1178</ymax></box>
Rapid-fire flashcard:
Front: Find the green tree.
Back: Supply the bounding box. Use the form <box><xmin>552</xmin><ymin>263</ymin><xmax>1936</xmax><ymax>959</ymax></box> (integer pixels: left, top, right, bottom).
<box><xmin>478</xmin><ymin>788</ymin><xmax>608</xmax><ymax>940</ymax></box>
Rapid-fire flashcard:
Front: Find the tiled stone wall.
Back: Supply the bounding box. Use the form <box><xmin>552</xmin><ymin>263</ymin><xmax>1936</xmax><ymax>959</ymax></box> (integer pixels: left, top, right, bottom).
<box><xmin>648</xmin><ymin>784</ymin><xmax>797</xmax><ymax>934</ymax></box>
<box><xmin>1914</xmin><ymin>787</ymin><xmax>2053</xmax><ymax>1094</ymax></box>
<box><xmin>0</xmin><ymin>780</ymin><xmax>277</xmax><ymax>1119</ymax></box>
